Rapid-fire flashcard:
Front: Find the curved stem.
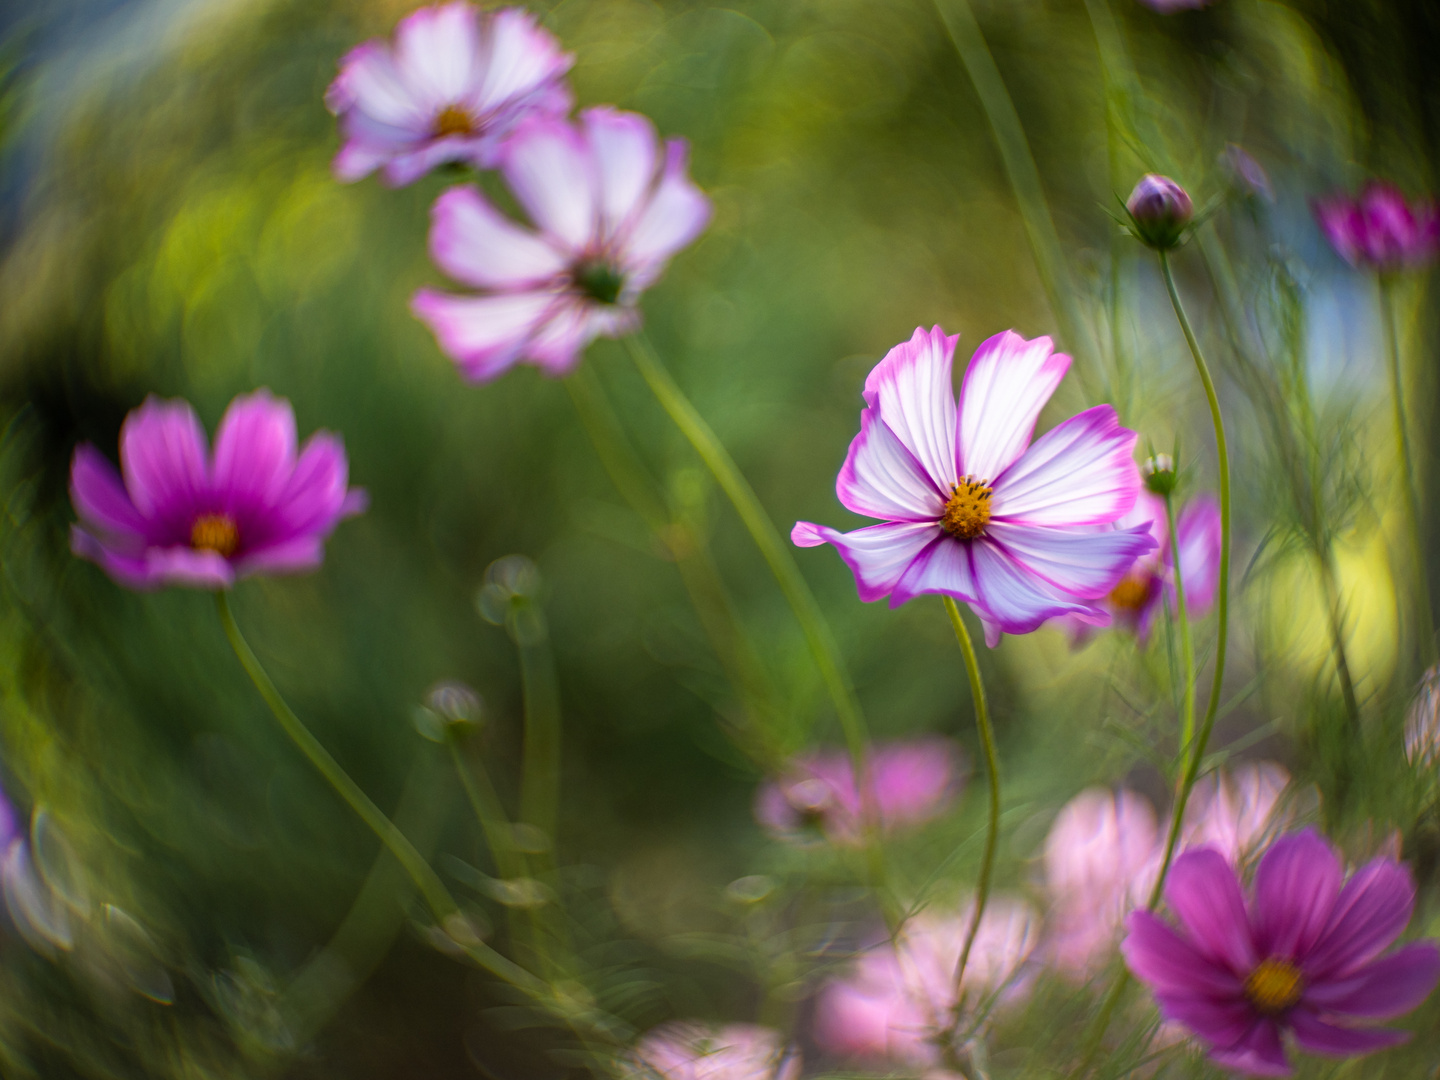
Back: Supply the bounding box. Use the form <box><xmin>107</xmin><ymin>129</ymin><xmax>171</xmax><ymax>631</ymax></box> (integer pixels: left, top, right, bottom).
<box><xmin>941</xmin><ymin>597</ymin><xmax>998</xmax><ymax>1007</ymax></box>
<box><xmin>1163</xmin><ymin>493</ymin><xmax>1196</xmax><ymax>753</ymax></box>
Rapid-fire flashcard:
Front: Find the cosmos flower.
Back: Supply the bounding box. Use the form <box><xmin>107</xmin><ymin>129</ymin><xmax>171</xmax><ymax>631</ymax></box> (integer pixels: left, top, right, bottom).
<box><xmin>814</xmin><ymin>896</ymin><xmax>1039</xmax><ymax>1069</ymax></box>
<box><xmin>1404</xmin><ymin>665</ymin><xmax>1440</xmax><ymax>769</ymax></box>
<box><xmin>1313</xmin><ymin>182</ymin><xmax>1440</xmax><ymax>271</ymax></box>
<box><xmin>325</xmin><ymin>4</ymin><xmax>573</xmax><ymax>186</ymax></box>
<box><xmin>753</xmin><ymin>738</ymin><xmax>963</xmax><ymax>845</ymax></box>
<box><xmin>412</xmin><ymin>107</ymin><xmax>711</xmax><ymax>381</ymax></box>
<box><xmin>1098</xmin><ymin>491</ymin><xmax>1222</xmax><ymax>644</ymax></box>
<box><xmin>1182</xmin><ymin>762</ymin><xmax>1292</xmax><ymax>867</ymax></box>
<box><xmin>1124</xmin><ymin>829</ymin><xmax>1440</xmax><ymax>1077</ymax></box>
<box><xmin>792</xmin><ymin>326</ymin><xmax>1155</xmax><ymax>646</ymax></box>
<box><xmin>624</xmin><ymin>1022</ymin><xmax>801</xmax><ymax>1080</ymax></box>
<box><xmin>1126</xmin><ymin>174</ymin><xmax>1194</xmax><ymax>250</ymax></box>
<box><xmin>70</xmin><ymin>391</ymin><xmax>367</xmax><ymax>590</ymax></box>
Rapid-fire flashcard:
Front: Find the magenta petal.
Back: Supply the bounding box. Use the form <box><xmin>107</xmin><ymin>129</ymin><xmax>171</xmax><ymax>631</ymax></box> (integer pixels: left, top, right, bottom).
<box><xmin>1163</xmin><ymin>848</ymin><xmax>1256</xmax><ymax>974</ymax></box>
<box><xmin>837</xmin><ymin>409</ymin><xmax>947</xmax><ymax>522</ymax></box>
<box><xmin>956</xmin><ymin>330</ymin><xmax>1070</xmax><ymax>484</ymax></box>
<box><xmin>861</xmin><ymin>326</ymin><xmax>961</xmax><ymax>493</ymax></box>
<box><xmin>791</xmin><ymin>520</ymin><xmax>938</xmax><ymax>604</ymax></box>
<box><xmin>213</xmin><ymin>390</ymin><xmax>297</xmax><ymax>517</ymax></box>
<box><xmin>261</xmin><ymin>433</ymin><xmax>355</xmax><ymax>543</ymax></box>
<box><xmin>1172</xmin><ymin>495</ymin><xmax>1221</xmax><ymax>614</ymax></box>
<box><xmin>1208</xmin><ymin>1020</ymin><xmax>1291</xmax><ymax>1077</ymax></box>
<box><xmin>1154</xmin><ymin>991</ymin><xmax>1256</xmax><ymax>1048</ymax></box>
<box><xmin>986</xmin><ymin>521</ymin><xmax>1155</xmax><ymax>599</ymax></box>
<box><xmin>1303</xmin><ymin>943</ymin><xmax>1440</xmax><ymax>1019</ymax></box>
<box><xmin>143</xmin><ymin>547</ymin><xmax>235</xmax><ymax>590</ymax></box>
<box><xmin>1251</xmin><ymin>829</ymin><xmax>1343</xmax><ymax>961</ymax></box>
<box><xmin>234</xmin><ymin>536</ymin><xmax>326</xmax><ymax>577</ymax></box>
<box><xmin>1123</xmin><ymin>912</ymin><xmax>1244</xmax><ymax>998</ymax></box>
<box><xmin>1287</xmin><ymin>1008</ymin><xmax>1409</xmax><ymax>1057</ymax></box>
<box><xmin>428</xmin><ymin>185</ymin><xmax>566</xmax><ymax>290</ymax></box>
<box><xmin>1305</xmin><ymin>857</ymin><xmax>1416</xmax><ymax>979</ymax></box>
<box><xmin>990</xmin><ymin>405</ymin><xmax>1140</xmax><ymax>527</ymax></box>
<box><xmin>970</xmin><ymin>538</ymin><xmax>1103</xmax><ymax>638</ymax></box>
<box><xmin>119</xmin><ymin>396</ymin><xmax>210</xmax><ymax>525</ymax></box>
<box><xmin>70</xmin><ymin>445</ymin><xmax>148</xmax><ymax>542</ymax></box>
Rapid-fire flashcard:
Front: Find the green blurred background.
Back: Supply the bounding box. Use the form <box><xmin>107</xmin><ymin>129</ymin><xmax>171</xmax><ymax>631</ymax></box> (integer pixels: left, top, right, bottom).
<box><xmin>0</xmin><ymin>0</ymin><xmax>1438</xmax><ymax>1076</ymax></box>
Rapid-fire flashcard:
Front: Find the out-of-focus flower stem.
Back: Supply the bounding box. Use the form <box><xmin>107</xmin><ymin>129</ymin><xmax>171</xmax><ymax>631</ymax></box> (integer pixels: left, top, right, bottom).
<box><xmin>1380</xmin><ymin>274</ymin><xmax>1435</xmax><ymax>666</ymax></box>
<box><xmin>517</xmin><ymin>616</ymin><xmax>562</xmax><ymax>853</ymax></box>
<box><xmin>624</xmin><ymin>332</ymin><xmax>890</xmax><ymax>913</ymax></box>
<box><xmin>941</xmin><ymin>596</ymin><xmax>998</xmax><ymax>1009</ymax></box>
<box><xmin>1163</xmin><ymin>493</ymin><xmax>1197</xmax><ymax>753</ymax></box>
<box><xmin>934</xmin><ymin>0</ymin><xmax>1097</xmax><ymax>391</ymax></box>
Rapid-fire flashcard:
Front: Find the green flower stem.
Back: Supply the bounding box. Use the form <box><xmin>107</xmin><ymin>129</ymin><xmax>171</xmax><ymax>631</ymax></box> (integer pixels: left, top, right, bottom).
<box><xmin>449</xmin><ymin>739</ymin><xmax>524</xmax><ymax>881</ymax></box>
<box><xmin>941</xmin><ymin>597</ymin><xmax>999</xmax><ymax>1007</ymax></box>
<box><xmin>934</xmin><ymin>0</ymin><xmax>1097</xmax><ymax>387</ymax></box>
<box><xmin>623</xmin><ymin>332</ymin><xmax>888</xmax><ymax>893</ymax></box>
<box><xmin>214</xmin><ymin>592</ymin><xmax>551</xmax><ymax>1004</ymax></box>
<box><xmin>1380</xmin><ymin>274</ymin><xmax>1435</xmax><ymax>664</ymax></box>
<box><xmin>517</xmin><ymin>615</ymin><xmax>562</xmax><ymax>850</ymax></box>
<box><xmin>1163</xmin><ymin>492</ymin><xmax>1196</xmax><ymax>753</ymax></box>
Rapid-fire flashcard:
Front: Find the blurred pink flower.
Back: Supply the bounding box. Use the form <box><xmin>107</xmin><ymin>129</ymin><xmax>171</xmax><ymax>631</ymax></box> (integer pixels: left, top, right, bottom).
<box><xmin>1313</xmin><ymin>182</ymin><xmax>1440</xmax><ymax>271</ymax></box>
<box><xmin>1043</xmin><ymin>787</ymin><xmax>1159</xmax><ymax>982</ymax></box>
<box><xmin>325</xmin><ymin>4</ymin><xmax>573</xmax><ymax>186</ymax></box>
<box><xmin>412</xmin><ymin>107</ymin><xmax>711</xmax><ymax>381</ymax></box>
<box><xmin>1405</xmin><ymin>665</ymin><xmax>1440</xmax><ymax>769</ymax></box>
<box><xmin>814</xmin><ymin>896</ymin><xmax>1039</xmax><ymax>1068</ymax></box>
<box><xmin>754</xmin><ymin>738</ymin><xmax>963</xmax><ymax>845</ymax></box>
<box><xmin>792</xmin><ymin>327</ymin><xmax>1154</xmax><ymax>646</ymax></box>
<box><xmin>1223</xmin><ymin>144</ymin><xmax>1274</xmax><ymax>203</ymax></box>
<box><xmin>1182</xmin><ymin>762</ymin><xmax>1292</xmax><ymax>866</ymax></box>
<box><xmin>625</xmin><ymin>1022</ymin><xmax>800</xmax><ymax>1080</ymax></box>
<box><xmin>70</xmin><ymin>391</ymin><xmax>367</xmax><ymax>590</ymax></box>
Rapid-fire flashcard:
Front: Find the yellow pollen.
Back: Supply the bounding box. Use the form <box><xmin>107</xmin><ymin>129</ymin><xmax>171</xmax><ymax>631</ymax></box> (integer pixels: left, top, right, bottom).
<box><xmin>942</xmin><ymin>477</ymin><xmax>993</xmax><ymax>540</ymax></box>
<box><xmin>1244</xmin><ymin>958</ymin><xmax>1304</xmax><ymax>1016</ymax></box>
<box><xmin>433</xmin><ymin>104</ymin><xmax>476</xmax><ymax>138</ymax></box>
<box><xmin>1109</xmin><ymin>575</ymin><xmax>1151</xmax><ymax>611</ymax></box>
<box><xmin>190</xmin><ymin>514</ymin><xmax>239</xmax><ymax>558</ymax></box>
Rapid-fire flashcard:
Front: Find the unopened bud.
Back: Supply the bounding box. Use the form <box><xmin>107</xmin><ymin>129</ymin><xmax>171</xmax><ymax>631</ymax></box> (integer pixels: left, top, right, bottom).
<box><xmin>1126</xmin><ymin>174</ymin><xmax>1193</xmax><ymax>250</ymax></box>
<box><xmin>1142</xmin><ymin>454</ymin><xmax>1178</xmax><ymax>496</ymax></box>
<box><xmin>426</xmin><ymin>681</ymin><xmax>483</xmax><ymax>730</ymax></box>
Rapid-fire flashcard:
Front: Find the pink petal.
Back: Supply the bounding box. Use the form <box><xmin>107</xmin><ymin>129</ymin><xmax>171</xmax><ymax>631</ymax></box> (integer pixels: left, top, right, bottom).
<box><xmin>212</xmin><ymin>390</ymin><xmax>297</xmax><ymax>519</ymax></box>
<box><xmin>970</xmin><ymin>538</ymin><xmax>1105</xmax><ymax>637</ymax></box>
<box><xmin>891</xmin><ymin>534</ymin><xmax>979</xmax><ymax>608</ymax></box>
<box><xmin>470</xmin><ymin>8</ymin><xmax>573</xmax><ymax>116</ymax></box>
<box><xmin>329</xmin><ymin>41</ymin><xmax>428</xmax><ymax>129</ymax></box>
<box><xmin>411</xmin><ymin>288</ymin><xmax>558</xmax><ymax>381</ymax></box>
<box><xmin>861</xmin><ymin>326</ymin><xmax>960</xmax><ymax>493</ymax></box>
<box><xmin>1154</xmin><ymin>991</ymin><xmax>1257</xmax><ymax>1049</ymax></box>
<box><xmin>622</xmin><ymin>139</ymin><xmax>711</xmax><ymax>275</ymax></box>
<box><xmin>524</xmin><ymin>302</ymin><xmax>620</xmax><ymax>375</ymax></box>
<box><xmin>233</xmin><ymin>536</ymin><xmax>326</xmax><ymax>578</ymax></box>
<box><xmin>1163</xmin><ymin>848</ymin><xmax>1256</xmax><ymax>974</ymax></box>
<box><xmin>790</xmin><ymin>520</ymin><xmax>938</xmax><ymax>604</ymax></box>
<box><xmin>1304</xmin><ymin>943</ymin><xmax>1440</xmax><ymax>1019</ymax></box>
<box><xmin>394</xmin><ymin>1</ymin><xmax>481</xmax><ymax>108</ymax></box>
<box><xmin>119</xmin><ymin>396</ymin><xmax>210</xmax><ymax>527</ymax></box>
<box><xmin>259</xmin><ymin>432</ymin><xmax>357</xmax><ymax>544</ymax></box>
<box><xmin>1251</xmin><ymin>829</ymin><xmax>1342</xmax><ymax>961</ymax></box>
<box><xmin>428</xmin><ymin>186</ymin><xmax>567</xmax><ymax>290</ymax></box>
<box><xmin>1287</xmin><ymin>1008</ymin><xmax>1409</xmax><ymax>1058</ymax></box>
<box><xmin>990</xmin><ymin>405</ymin><xmax>1140</xmax><ymax>526</ymax></box>
<box><xmin>382</xmin><ymin>136</ymin><xmax>490</xmax><ymax>186</ymax></box>
<box><xmin>500</xmin><ymin>116</ymin><xmax>596</xmax><ymax>252</ymax></box>
<box><xmin>70</xmin><ymin>445</ymin><xmax>148</xmax><ymax>543</ymax></box>
<box><xmin>956</xmin><ymin>330</ymin><xmax>1070</xmax><ymax>484</ymax></box>
<box><xmin>1172</xmin><ymin>495</ymin><xmax>1221</xmax><ymax>615</ymax></box>
<box><xmin>583</xmin><ymin>108</ymin><xmax>658</xmax><ymax>238</ymax></box>
<box><xmin>836</xmin><ymin>409</ymin><xmax>946</xmax><ymax>522</ymax></box>
<box><xmin>1207</xmin><ymin>1020</ymin><xmax>1291</xmax><ymax>1077</ymax></box>
<box><xmin>985</xmin><ymin>521</ymin><xmax>1156</xmax><ymax>599</ymax></box>
<box><xmin>1305</xmin><ymin>857</ymin><xmax>1416</xmax><ymax>979</ymax></box>
<box><xmin>1122</xmin><ymin>911</ymin><xmax>1244</xmax><ymax>998</ymax></box>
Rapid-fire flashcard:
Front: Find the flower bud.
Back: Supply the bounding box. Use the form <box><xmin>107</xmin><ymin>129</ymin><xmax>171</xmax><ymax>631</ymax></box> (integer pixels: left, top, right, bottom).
<box><xmin>1126</xmin><ymin>174</ymin><xmax>1193</xmax><ymax>250</ymax></box>
<box><xmin>1142</xmin><ymin>454</ymin><xmax>1178</xmax><ymax>496</ymax></box>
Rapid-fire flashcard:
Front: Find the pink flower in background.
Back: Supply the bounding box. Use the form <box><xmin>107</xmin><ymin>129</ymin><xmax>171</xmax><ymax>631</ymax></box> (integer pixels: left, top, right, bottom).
<box><xmin>412</xmin><ymin>108</ymin><xmax>711</xmax><ymax>381</ymax></box>
<box><xmin>754</xmin><ymin>738</ymin><xmax>963</xmax><ymax>845</ymax></box>
<box><xmin>814</xmin><ymin>896</ymin><xmax>1039</xmax><ymax>1068</ymax></box>
<box><xmin>1098</xmin><ymin>491</ymin><xmax>1222</xmax><ymax>644</ymax></box>
<box><xmin>1223</xmin><ymin>144</ymin><xmax>1274</xmax><ymax>203</ymax></box>
<box><xmin>792</xmin><ymin>326</ymin><xmax>1154</xmax><ymax>645</ymax></box>
<box><xmin>1043</xmin><ymin>787</ymin><xmax>1158</xmax><ymax>981</ymax></box>
<box><xmin>625</xmin><ymin>1022</ymin><xmax>800</xmax><ymax>1080</ymax></box>
<box><xmin>325</xmin><ymin>4</ymin><xmax>573</xmax><ymax>186</ymax></box>
<box><xmin>1405</xmin><ymin>665</ymin><xmax>1440</xmax><ymax>769</ymax></box>
<box><xmin>1124</xmin><ymin>830</ymin><xmax>1440</xmax><ymax>1076</ymax></box>
<box><xmin>1182</xmin><ymin>762</ymin><xmax>1292</xmax><ymax>867</ymax></box>
<box><xmin>70</xmin><ymin>391</ymin><xmax>366</xmax><ymax>590</ymax></box>
<box><xmin>1313</xmin><ymin>182</ymin><xmax>1440</xmax><ymax>271</ymax></box>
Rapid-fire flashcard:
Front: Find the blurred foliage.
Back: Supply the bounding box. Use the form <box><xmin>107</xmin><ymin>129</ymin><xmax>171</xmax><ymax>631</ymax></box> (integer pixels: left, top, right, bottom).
<box><xmin>0</xmin><ymin>0</ymin><xmax>1437</xmax><ymax>1077</ymax></box>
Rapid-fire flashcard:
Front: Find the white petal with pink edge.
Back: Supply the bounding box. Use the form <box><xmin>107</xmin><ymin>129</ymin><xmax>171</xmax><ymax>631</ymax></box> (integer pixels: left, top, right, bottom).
<box><xmin>957</xmin><ymin>330</ymin><xmax>1070</xmax><ymax>484</ymax></box>
<box><xmin>394</xmin><ymin>2</ymin><xmax>481</xmax><ymax>109</ymax></box>
<box><xmin>986</xmin><ymin>521</ymin><xmax>1155</xmax><ymax>599</ymax></box>
<box><xmin>623</xmin><ymin>141</ymin><xmax>711</xmax><ymax>271</ymax></box>
<box><xmin>429</xmin><ymin>186</ymin><xmax>566</xmax><ymax>289</ymax></box>
<box><xmin>584</xmin><ymin>109</ymin><xmax>659</xmax><ymax>237</ymax></box>
<box><xmin>330</xmin><ymin>44</ymin><xmax>427</xmax><ymax>128</ymax></box>
<box><xmin>891</xmin><ymin>535</ymin><xmax>980</xmax><ymax>608</ymax></box>
<box><xmin>501</xmin><ymin>118</ymin><xmax>597</xmax><ymax>252</ymax></box>
<box><xmin>971</xmin><ymin>539</ymin><xmax>1106</xmax><ymax>639</ymax></box>
<box><xmin>990</xmin><ymin>405</ymin><xmax>1139</xmax><ymax>526</ymax></box>
<box><xmin>471</xmin><ymin>8</ymin><xmax>573</xmax><ymax>112</ymax></box>
<box><xmin>791</xmin><ymin>520</ymin><xmax>938</xmax><ymax>603</ymax></box>
<box><xmin>861</xmin><ymin>326</ymin><xmax>959</xmax><ymax>492</ymax></box>
<box><xmin>836</xmin><ymin>409</ymin><xmax>946</xmax><ymax>522</ymax></box>
<box><xmin>411</xmin><ymin>288</ymin><xmax>557</xmax><ymax>381</ymax></box>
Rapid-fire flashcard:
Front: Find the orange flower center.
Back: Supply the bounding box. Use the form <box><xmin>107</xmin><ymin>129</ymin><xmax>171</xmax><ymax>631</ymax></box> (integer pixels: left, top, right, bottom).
<box><xmin>941</xmin><ymin>477</ymin><xmax>993</xmax><ymax>540</ymax></box>
<box><xmin>433</xmin><ymin>105</ymin><xmax>476</xmax><ymax>138</ymax></box>
<box><xmin>190</xmin><ymin>513</ymin><xmax>239</xmax><ymax>558</ymax></box>
<box><xmin>1244</xmin><ymin>958</ymin><xmax>1304</xmax><ymax>1015</ymax></box>
<box><xmin>1108</xmin><ymin>574</ymin><xmax>1151</xmax><ymax>611</ymax></box>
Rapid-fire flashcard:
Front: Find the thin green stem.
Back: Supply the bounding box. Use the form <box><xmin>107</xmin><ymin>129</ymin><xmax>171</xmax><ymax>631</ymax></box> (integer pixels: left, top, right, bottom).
<box><xmin>449</xmin><ymin>739</ymin><xmax>523</xmax><ymax>882</ymax></box>
<box><xmin>941</xmin><ymin>597</ymin><xmax>998</xmax><ymax>1008</ymax></box>
<box><xmin>1163</xmin><ymin>493</ymin><xmax>1196</xmax><ymax>753</ymax></box>
<box><xmin>517</xmin><ymin>613</ymin><xmax>562</xmax><ymax>848</ymax></box>
<box><xmin>1317</xmin><ymin>550</ymin><xmax>1362</xmax><ymax>728</ymax></box>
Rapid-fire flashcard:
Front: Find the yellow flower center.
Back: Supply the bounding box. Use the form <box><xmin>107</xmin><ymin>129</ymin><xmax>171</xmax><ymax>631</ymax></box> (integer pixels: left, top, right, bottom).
<box><xmin>1244</xmin><ymin>958</ymin><xmax>1304</xmax><ymax>1016</ymax></box>
<box><xmin>941</xmin><ymin>477</ymin><xmax>993</xmax><ymax>540</ymax></box>
<box><xmin>433</xmin><ymin>104</ymin><xmax>476</xmax><ymax>138</ymax></box>
<box><xmin>190</xmin><ymin>513</ymin><xmax>239</xmax><ymax>558</ymax></box>
<box><xmin>1109</xmin><ymin>574</ymin><xmax>1151</xmax><ymax>611</ymax></box>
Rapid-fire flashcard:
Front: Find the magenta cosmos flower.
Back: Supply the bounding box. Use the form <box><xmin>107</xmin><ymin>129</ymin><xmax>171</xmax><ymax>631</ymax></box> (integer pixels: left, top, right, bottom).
<box><xmin>70</xmin><ymin>391</ymin><xmax>366</xmax><ymax>590</ymax></box>
<box><xmin>412</xmin><ymin>107</ymin><xmax>711</xmax><ymax>381</ymax></box>
<box><xmin>1097</xmin><ymin>490</ymin><xmax>1221</xmax><ymax>643</ymax></box>
<box><xmin>1123</xmin><ymin>829</ymin><xmax>1440</xmax><ymax>1076</ymax></box>
<box><xmin>325</xmin><ymin>4</ymin><xmax>573</xmax><ymax>186</ymax></box>
<box><xmin>1313</xmin><ymin>182</ymin><xmax>1440</xmax><ymax>271</ymax></box>
<box><xmin>623</xmin><ymin>1022</ymin><xmax>800</xmax><ymax>1080</ymax></box>
<box><xmin>793</xmin><ymin>326</ymin><xmax>1155</xmax><ymax>646</ymax></box>
<box><xmin>753</xmin><ymin>737</ymin><xmax>963</xmax><ymax>845</ymax></box>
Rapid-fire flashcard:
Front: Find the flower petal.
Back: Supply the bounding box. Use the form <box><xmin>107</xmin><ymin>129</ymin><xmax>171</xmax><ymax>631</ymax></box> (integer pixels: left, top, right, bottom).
<box><xmin>524</xmin><ymin>302</ymin><xmax>620</xmax><ymax>375</ymax></box>
<box><xmin>328</xmin><ymin>41</ymin><xmax>428</xmax><ymax>129</ymax></box>
<box><xmin>70</xmin><ymin>445</ymin><xmax>149</xmax><ymax>543</ymax></box>
<box><xmin>1303</xmin><ymin>943</ymin><xmax>1440</xmax><ymax>1019</ymax></box>
<box><xmin>861</xmin><ymin>326</ymin><xmax>959</xmax><ymax>492</ymax></box>
<box><xmin>253</xmin><ymin>432</ymin><xmax>357</xmax><ymax>547</ymax></box>
<box><xmin>1207</xmin><ymin>1020</ymin><xmax>1291</xmax><ymax>1077</ymax></box>
<box><xmin>412</xmin><ymin>288</ymin><xmax>559</xmax><ymax>382</ymax></box>
<box><xmin>500</xmin><ymin>116</ymin><xmax>596</xmax><ymax>252</ymax></box>
<box><xmin>1287</xmin><ymin>1008</ymin><xmax>1409</xmax><ymax>1057</ymax></box>
<box><xmin>394</xmin><ymin>1</ymin><xmax>481</xmax><ymax>109</ymax></box>
<box><xmin>1163</xmin><ymin>848</ymin><xmax>1256</xmax><ymax>974</ymax></box>
<box><xmin>969</xmin><ymin>538</ymin><xmax>1105</xmax><ymax>637</ymax></box>
<box><xmin>836</xmin><ymin>408</ymin><xmax>946</xmax><ymax>522</ymax></box>
<box><xmin>583</xmin><ymin>108</ymin><xmax>658</xmax><ymax>238</ymax></box>
<box><xmin>891</xmin><ymin>534</ymin><xmax>979</xmax><ymax>608</ymax></box>
<box><xmin>119</xmin><ymin>396</ymin><xmax>209</xmax><ymax>530</ymax></box>
<box><xmin>956</xmin><ymin>330</ymin><xmax>1070</xmax><ymax>483</ymax></box>
<box><xmin>1305</xmin><ymin>857</ymin><xmax>1416</xmax><ymax>979</ymax></box>
<box><xmin>234</xmin><ymin>536</ymin><xmax>326</xmax><ymax>578</ymax></box>
<box><xmin>428</xmin><ymin>185</ymin><xmax>567</xmax><ymax>290</ymax></box>
<box><xmin>1251</xmin><ymin>829</ymin><xmax>1343</xmax><ymax>961</ymax></box>
<box><xmin>622</xmin><ymin>139</ymin><xmax>711</xmax><ymax>273</ymax></box>
<box><xmin>75</xmin><ymin>532</ymin><xmax>235</xmax><ymax>591</ymax></box>
<box><xmin>990</xmin><ymin>405</ymin><xmax>1140</xmax><ymax>526</ymax></box>
<box><xmin>1171</xmin><ymin>495</ymin><xmax>1221</xmax><ymax>615</ymax></box>
<box><xmin>1154</xmin><ymin>991</ymin><xmax>1257</xmax><ymax>1049</ymax></box>
<box><xmin>985</xmin><ymin>521</ymin><xmax>1156</xmax><ymax>599</ymax></box>
<box><xmin>470</xmin><ymin>8</ymin><xmax>573</xmax><ymax>116</ymax></box>
<box><xmin>1123</xmin><ymin>911</ymin><xmax>1246</xmax><ymax>999</ymax></box>
<box><xmin>791</xmin><ymin>520</ymin><xmax>938</xmax><ymax>604</ymax></box>
<box><xmin>212</xmin><ymin>390</ymin><xmax>297</xmax><ymax>520</ymax></box>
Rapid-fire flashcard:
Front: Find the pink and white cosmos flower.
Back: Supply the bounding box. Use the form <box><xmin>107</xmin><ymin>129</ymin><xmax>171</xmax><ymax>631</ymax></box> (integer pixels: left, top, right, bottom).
<box><xmin>792</xmin><ymin>327</ymin><xmax>1155</xmax><ymax>645</ymax></box>
<box><xmin>326</xmin><ymin>4</ymin><xmax>573</xmax><ymax>187</ymax></box>
<box><xmin>412</xmin><ymin>108</ymin><xmax>711</xmax><ymax>381</ymax></box>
